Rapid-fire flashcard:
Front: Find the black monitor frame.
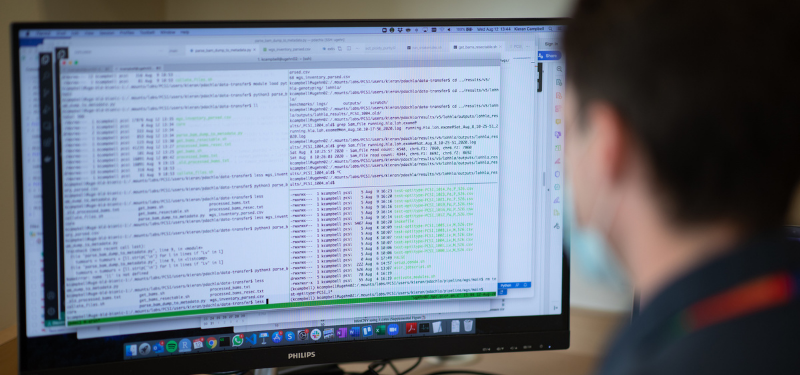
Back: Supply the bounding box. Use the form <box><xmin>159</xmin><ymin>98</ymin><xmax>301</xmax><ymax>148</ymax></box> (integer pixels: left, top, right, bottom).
<box><xmin>12</xmin><ymin>18</ymin><xmax>570</xmax><ymax>375</ymax></box>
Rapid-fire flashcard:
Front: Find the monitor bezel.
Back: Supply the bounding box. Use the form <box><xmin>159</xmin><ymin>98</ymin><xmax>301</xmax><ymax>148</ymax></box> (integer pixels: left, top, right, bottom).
<box><xmin>12</xmin><ymin>18</ymin><xmax>570</xmax><ymax>375</ymax></box>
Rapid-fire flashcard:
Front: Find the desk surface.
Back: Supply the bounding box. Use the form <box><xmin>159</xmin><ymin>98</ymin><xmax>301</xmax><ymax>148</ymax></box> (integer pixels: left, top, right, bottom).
<box><xmin>0</xmin><ymin>308</ymin><xmax>624</xmax><ymax>375</ymax></box>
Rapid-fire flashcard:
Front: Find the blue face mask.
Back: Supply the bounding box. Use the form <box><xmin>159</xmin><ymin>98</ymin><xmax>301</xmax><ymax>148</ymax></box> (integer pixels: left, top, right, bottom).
<box><xmin>565</xmin><ymin>185</ymin><xmax>629</xmax><ymax>289</ymax></box>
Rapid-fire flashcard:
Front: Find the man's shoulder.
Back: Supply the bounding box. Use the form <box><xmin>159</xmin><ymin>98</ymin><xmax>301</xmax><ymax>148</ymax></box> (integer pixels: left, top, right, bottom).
<box><xmin>598</xmin><ymin>237</ymin><xmax>800</xmax><ymax>375</ymax></box>
<box><xmin>647</xmin><ymin>300</ymin><xmax>800</xmax><ymax>375</ymax></box>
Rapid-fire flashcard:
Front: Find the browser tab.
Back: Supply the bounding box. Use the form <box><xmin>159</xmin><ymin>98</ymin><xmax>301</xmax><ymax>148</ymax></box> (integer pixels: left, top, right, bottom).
<box><xmin>186</xmin><ymin>44</ymin><xmax>258</xmax><ymax>56</ymax></box>
<box><xmin>450</xmin><ymin>42</ymin><xmax>504</xmax><ymax>52</ymax></box>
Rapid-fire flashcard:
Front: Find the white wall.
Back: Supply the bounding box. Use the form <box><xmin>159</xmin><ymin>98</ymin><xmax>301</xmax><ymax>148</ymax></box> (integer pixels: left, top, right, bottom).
<box><xmin>164</xmin><ymin>0</ymin><xmax>571</xmax><ymax>20</ymax></box>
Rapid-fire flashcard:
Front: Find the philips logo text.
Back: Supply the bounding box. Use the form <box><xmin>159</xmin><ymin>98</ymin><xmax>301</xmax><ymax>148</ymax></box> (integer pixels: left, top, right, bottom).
<box><xmin>288</xmin><ymin>352</ymin><xmax>316</xmax><ymax>359</ymax></box>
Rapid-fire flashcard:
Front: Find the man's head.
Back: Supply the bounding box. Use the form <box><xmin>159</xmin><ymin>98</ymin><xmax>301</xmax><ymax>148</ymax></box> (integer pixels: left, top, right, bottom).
<box><xmin>563</xmin><ymin>0</ymin><xmax>800</xmax><ymax>235</ymax></box>
<box><xmin>562</xmin><ymin>0</ymin><xmax>800</xmax><ymax>295</ymax></box>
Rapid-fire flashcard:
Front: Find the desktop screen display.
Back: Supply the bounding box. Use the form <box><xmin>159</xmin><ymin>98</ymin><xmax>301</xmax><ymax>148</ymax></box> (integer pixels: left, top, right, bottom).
<box><xmin>12</xmin><ymin>20</ymin><xmax>568</xmax><ymax>373</ymax></box>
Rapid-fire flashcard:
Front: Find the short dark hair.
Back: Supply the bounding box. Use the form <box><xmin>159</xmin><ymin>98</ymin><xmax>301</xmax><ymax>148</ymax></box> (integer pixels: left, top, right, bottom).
<box><xmin>563</xmin><ymin>0</ymin><xmax>800</xmax><ymax>231</ymax></box>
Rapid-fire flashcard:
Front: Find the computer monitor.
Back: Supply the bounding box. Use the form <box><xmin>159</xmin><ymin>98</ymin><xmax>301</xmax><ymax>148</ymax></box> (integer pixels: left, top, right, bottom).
<box><xmin>11</xmin><ymin>19</ymin><xmax>569</xmax><ymax>374</ymax></box>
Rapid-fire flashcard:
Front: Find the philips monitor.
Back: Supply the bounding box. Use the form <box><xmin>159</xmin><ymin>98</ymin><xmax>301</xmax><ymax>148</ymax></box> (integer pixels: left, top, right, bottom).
<box><xmin>11</xmin><ymin>19</ymin><xmax>569</xmax><ymax>374</ymax></box>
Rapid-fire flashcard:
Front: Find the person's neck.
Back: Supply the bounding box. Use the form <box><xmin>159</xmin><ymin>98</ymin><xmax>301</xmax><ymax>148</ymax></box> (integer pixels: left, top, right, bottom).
<box><xmin>610</xmin><ymin>192</ymin><xmax>743</xmax><ymax>306</ymax></box>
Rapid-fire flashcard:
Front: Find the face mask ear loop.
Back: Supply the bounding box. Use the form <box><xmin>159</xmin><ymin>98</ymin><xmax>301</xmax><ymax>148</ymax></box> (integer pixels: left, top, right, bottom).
<box><xmin>587</xmin><ymin>176</ymin><xmax>625</xmax><ymax>240</ymax></box>
<box><xmin>570</xmin><ymin>110</ymin><xmax>624</xmax><ymax>238</ymax></box>
<box><xmin>569</xmin><ymin>172</ymin><xmax>631</xmax><ymax>291</ymax></box>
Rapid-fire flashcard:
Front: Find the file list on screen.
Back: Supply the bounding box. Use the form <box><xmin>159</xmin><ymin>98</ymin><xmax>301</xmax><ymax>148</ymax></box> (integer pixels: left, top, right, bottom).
<box><xmin>17</xmin><ymin>25</ymin><xmax>565</xmax><ymax>337</ymax></box>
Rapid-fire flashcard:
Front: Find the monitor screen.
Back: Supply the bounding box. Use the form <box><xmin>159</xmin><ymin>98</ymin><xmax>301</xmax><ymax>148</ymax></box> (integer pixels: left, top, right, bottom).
<box><xmin>12</xmin><ymin>19</ymin><xmax>569</xmax><ymax>374</ymax></box>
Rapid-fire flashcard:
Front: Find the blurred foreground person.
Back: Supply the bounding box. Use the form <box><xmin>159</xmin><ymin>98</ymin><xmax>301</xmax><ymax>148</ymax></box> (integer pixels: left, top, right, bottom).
<box><xmin>563</xmin><ymin>0</ymin><xmax>800</xmax><ymax>373</ymax></box>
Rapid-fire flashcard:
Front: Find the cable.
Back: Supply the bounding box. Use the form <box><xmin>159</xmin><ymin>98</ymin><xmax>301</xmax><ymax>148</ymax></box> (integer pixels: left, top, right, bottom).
<box><xmin>229</xmin><ymin>357</ymin><xmax>497</xmax><ymax>375</ymax></box>
<box><xmin>368</xmin><ymin>360</ymin><xmax>389</xmax><ymax>374</ymax></box>
<box><xmin>396</xmin><ymin>357</ymin><xmax>423</xmax><ymax>375</ymax></box>
<box><xmin>387</xmin><ymin>360</ymin><xmax>400</xmax><ymax>374</ymax></box>
<box><xmin>355</xmin><ymin>357</ymin><xmax>422</xmax><ymax>375</ymax></box>
<box><xmin>278</xmin><ymin>364</ymin><xmax>345</xmax><ymax>374</ymax></box>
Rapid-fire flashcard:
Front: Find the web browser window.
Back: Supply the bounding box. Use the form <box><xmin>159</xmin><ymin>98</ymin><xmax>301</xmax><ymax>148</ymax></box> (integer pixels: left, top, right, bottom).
<box><xmin>17</xmin><ymin>24</ymin><xmax>566</xmax><ymax>361</ymax></box>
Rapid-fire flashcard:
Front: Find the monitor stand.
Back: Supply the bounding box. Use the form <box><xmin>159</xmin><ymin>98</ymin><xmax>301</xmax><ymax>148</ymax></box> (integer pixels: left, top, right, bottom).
<box><xmin>253</xmin><ymin>364</ymin><xmax>345</xmax><ymax>375</ymax></box>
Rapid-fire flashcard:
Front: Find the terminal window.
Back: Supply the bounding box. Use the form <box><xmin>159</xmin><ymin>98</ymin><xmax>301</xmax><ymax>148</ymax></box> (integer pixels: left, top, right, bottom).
<box><xmin>18</xmin><ymin>26</ymin><xmax>565</xmax><ymax>336</ymax></box>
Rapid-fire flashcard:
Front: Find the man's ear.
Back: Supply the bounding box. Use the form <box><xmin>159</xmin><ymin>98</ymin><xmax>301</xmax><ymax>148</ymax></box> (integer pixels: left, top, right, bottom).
<box><xmin>585</xmin><ymin>102</ymin><xmax>630</xmax><ymax>184</ymax></box>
